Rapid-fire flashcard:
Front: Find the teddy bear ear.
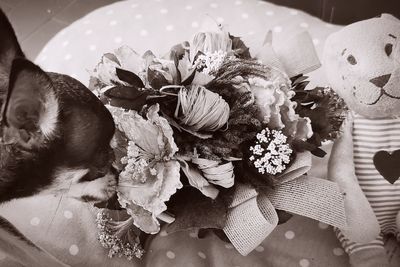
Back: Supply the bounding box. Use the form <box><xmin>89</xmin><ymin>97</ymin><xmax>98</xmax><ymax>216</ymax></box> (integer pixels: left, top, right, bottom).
<box><xmin>380</xmin><ymin>13</ymin><xmax>400</xmax><ymax>23</ymax></box>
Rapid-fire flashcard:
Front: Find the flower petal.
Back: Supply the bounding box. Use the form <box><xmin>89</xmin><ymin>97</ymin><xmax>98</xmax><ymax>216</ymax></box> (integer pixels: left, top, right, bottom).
<box><xmin>117</xmin><ymin>198</ymin><xmax>161</xmax><ymax>234</ymax></box>
<box><xmin>190</xmin><ymin>29</ymin><xmax>232</xmax><ymax>62</ymax></box>
<box><xmin>192</xmin><ymin>158</ymin><xmax>235</xmax><ymax>188</ymax></box>
<box><xmin>118</xmin><ymin>160</ymin><xmax>182</xmax><ymax>227</ymax></box>
<box><xmin>147</xmin><ymin>104</ymin><xmax>179</xmax><ymax>159</ymax></box>
<box><xmin>91</xmin><ymin>55</ymin><xmax>120</xmax><ymax>85</ymax></box>
<box><xmin>248</xmin><ymin>72</ymin><xmax>313</xmax><ymax>140</ymax></box>
<box><xmin>109</xmin><ymin>104</ymin><xmax>178</xmax><ymax>160</ymax></box>
<box><xmin>114</xmin><ymin>46</ymin><xmax>145</xmax><ymax>75</ymax></box>
<box><xmin>178</xmin><ymin>158</ymin><xmax>219</xmax><ymax>199</ymax></box>
<box><xmin>178</xmin><ymin>53</ymin><xmax>192</xmax><ymax>81</ymax></box>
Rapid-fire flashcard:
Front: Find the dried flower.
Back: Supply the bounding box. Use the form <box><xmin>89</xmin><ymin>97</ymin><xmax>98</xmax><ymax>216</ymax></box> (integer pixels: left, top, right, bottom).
<box><xmin>249</xmin><ymin>75</ymin><xmax>313</xmax><ymax>141</ymax></box>
<box><xmin>96</xmin><ymin>210</ymin><xmax>144</xmax><ymax>260</ymax></box>
<box><xmin>90</xmin><ymin>46</ymin><xmax>179</xmax><ymax>92</ymax></box>
<box><xmin>190</xmin><ymin>29</ymin><xmax>232</xmax><ymax>62</ymax></box>
<box><xmin>249</xmin><ymin>128</ymin><xmax>292</xmax><ymax>175</ymax></box>
<box><xmin>109</xmin><ymin>104</ymin><xmax>182</xmax><ymax>234</ymax></box>
<box><xmin>169</xmin><ymin>85</ymin><xmax>230</xmax><ymax>137</ymax></box>
<box><xmin>195</xmin><ymin>50</ymin><xmax>227</xmax><ymax>75</ymax></box>
<box><xmin>90</xmin><ymin>46</ymin><xmax>146</xmax><ymax>87</ymax></box>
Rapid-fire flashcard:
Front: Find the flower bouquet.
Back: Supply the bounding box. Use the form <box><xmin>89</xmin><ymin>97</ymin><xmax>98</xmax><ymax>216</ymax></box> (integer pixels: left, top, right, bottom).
<box><xmin>89</xmin><ymin>23</ymin><xmax>348</xmax><ymax>260</ymax></box>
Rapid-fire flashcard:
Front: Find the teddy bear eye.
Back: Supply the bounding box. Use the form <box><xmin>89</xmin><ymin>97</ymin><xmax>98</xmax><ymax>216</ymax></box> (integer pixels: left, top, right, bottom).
<box><xmin>347</xmin><ymin>55</ymin><xmax>357</xmax><ymax>65</ymax></box>
<box><xmin>385</xmin><ymin>43</ymin><xmax>393</xmax><ymax>56</ymax></box>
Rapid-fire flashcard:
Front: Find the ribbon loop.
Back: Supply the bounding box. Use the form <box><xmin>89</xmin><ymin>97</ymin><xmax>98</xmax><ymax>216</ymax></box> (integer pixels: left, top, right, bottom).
<box><xmin>224</xmin><ymin>184</ymin><xmax>278</xmax><ymax>256</ymax></box>
<box><xmin>223</xmin><ymin>151</ymin><xmax>346</xmax><ymax>256</ymax></box>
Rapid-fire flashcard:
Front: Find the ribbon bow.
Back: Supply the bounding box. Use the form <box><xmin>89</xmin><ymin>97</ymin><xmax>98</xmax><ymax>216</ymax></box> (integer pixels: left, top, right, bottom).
<box><xmin>223</xmin><ymin>152</ymin><xmax>347</xmax><ymax>256</ymax></box>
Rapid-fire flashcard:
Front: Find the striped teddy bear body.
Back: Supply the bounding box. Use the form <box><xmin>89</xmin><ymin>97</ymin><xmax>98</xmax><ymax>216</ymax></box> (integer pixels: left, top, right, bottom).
<box><xmin>338</xmin><ymin>115</ymin><xmax>400</xmax><ymax>254</ymax></box>
<box><xmin>353</xmin><ymin>115</ymin><xmax>400</xmax><ymax>235</ymax></box>
<box><xmin>353</xmin><ymin>115</ymin><xmax>400</xmax><ymax>238</ymax></box>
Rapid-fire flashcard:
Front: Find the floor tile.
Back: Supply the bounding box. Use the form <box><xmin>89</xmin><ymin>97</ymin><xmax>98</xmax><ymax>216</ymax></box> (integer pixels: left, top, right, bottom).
<box><xmin>0</xmin><ymin>0</ymin><xmax>24</xmax><ymax>9</ymax></box>
<box><xmin>6</xmin><ymin>0</ymin><xmax>74</xmax><ymax>40</ymax></box>
<box><xmin>21</xmin><ymin>18</ymin><xmax>67</xmax><ymax>59</ymax></box>
<box><xmin>0</xmin><ymin>3</ymin><xmax>12</xmax><ymax>13</ymax></box>
<box><xmin>3</xmin><ymin>0</ymin><xmax>119</xmax><ymax>62</ymax></box>
<box><xmin>55</xmin><ymin>0</ymin><xmax>119</xmax><ymax>24</ymax></box>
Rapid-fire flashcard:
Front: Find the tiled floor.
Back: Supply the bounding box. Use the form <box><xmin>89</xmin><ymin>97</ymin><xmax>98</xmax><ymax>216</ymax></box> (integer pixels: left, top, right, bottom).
<box><xmin>0</xmin><ymin>0</ymin><xmax>120</xmax><ymax>60</ymax></box>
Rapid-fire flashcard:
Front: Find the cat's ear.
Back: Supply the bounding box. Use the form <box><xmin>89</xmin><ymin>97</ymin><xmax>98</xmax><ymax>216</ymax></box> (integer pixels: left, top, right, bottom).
<box><xmin>0</xmin><ymin>8</ymin><xmax>24</xmax><ymax>97</ymax></box>
<box><xmin>1</xmin><ymin>58</ymin><xmax>58</xmax><ymax>148</ymax></box>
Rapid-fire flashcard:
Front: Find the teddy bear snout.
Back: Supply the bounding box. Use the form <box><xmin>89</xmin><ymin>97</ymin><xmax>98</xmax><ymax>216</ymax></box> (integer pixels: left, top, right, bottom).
<box><xmin>369</xmin><ymin>74</ymin><xmax>391</xmax><ymax>88</ymax></box>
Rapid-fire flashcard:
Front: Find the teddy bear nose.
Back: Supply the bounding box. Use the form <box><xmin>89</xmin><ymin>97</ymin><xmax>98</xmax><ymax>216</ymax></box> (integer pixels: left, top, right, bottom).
<box><xmin>369</xmin><ymin>74</ymin><xmax>391</xmax><ymax>88</ymax></box>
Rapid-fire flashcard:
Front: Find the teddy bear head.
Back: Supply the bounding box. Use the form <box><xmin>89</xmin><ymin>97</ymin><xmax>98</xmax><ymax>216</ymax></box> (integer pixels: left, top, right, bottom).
<box><xmin>323</xmin><ymin>14</ymin><xmax>400</xmax><ymax>118</ymax></box>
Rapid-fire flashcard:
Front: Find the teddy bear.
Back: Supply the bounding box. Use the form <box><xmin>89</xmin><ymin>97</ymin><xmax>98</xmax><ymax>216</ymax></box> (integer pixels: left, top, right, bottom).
<box><xmin>323</xmin><ymin>14</ymin><xmax>400</xmax><ymax>267</ymax></box>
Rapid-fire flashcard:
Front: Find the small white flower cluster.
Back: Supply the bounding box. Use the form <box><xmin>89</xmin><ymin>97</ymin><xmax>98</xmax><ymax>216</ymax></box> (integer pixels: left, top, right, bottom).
<box><xmin>195</xmin><ymin>50</ymin><xmax>227</xmax><ymax>75</ymax></box>
<box><xmin>96</xmin><ymin>211</ymin><xmax>144</xmax><ymax>260</ymax></box>
<box><xmin>121</xmin><ymin>141</ymin><xmax>149</xmax><ymax>183</ymax></box>
<box><xmin>249</xmin><ymin>128</ymin><xmax>292</xmax><ymax>175</ymax></box>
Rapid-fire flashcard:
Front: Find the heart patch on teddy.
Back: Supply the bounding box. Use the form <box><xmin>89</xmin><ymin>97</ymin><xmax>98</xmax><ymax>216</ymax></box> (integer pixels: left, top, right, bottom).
<box><xmin>373</xmin><ymin>150</ymin><xmax>400</xmax><ymax>184</ymax></box>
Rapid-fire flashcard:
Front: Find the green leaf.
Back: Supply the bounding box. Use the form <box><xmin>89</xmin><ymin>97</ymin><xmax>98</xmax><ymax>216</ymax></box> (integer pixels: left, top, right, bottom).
<box><xmin>104</xmin><ymin>85</ymin><xmax>146</xmax><ymax>100</ymax></box>
<box><xmin>311</xmin><ymin>146</ymin><xmax>327</xmax><ymax>158</ymax></box>
<box><xmin>229</xmin><ymin>34</ymin><xmax>251</xmax><ymax>59</ymax></box>
<box><xmin>292</xmin><ymin>139</ymin><xmax>316</xmax><ymax>152</ymax></box>
<box><xmin>116</xmin><ymin>68</ymin><xmax>145</xmax><ymax>88</ymax></box>
<box><xmin>108</xmin><ymin>98</ymin><xmax>146</xmax><ymax>111</ymax></box>
<box><xmin>291</xmin><ymin>74</ymin><xmax>309</xmax><ymax>85</ymax></box>
<box><xmin>104</xmin><ymin>86</ymin><xmax>149</xmax><ymax>111</ymax></box>
<box><xmin>165</xmin><ymin>187</ymin><xmax>228</xmax><ymax>233</ymax></box>
<box><xmin>147</xmin><ymin>68</ymin><xmax>170</xmax><ymax>90</ymax></box>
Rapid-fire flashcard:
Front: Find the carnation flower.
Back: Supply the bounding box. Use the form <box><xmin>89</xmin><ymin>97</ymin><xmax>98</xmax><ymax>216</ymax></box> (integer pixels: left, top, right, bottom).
<box><xmin>248</xmin><ymin>75</ymin><xmax>313</xmax><ymax>141</ymax></box>
<box><xmin>109</xmin><ymin>104</ymin><xmax>183</xmax><ymax>234</ymax></box>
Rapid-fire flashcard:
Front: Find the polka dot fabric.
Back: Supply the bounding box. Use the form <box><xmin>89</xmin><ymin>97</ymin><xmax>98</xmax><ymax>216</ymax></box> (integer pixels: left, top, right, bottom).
<box><xmin>36</xmin><ymin>0</ymin><xmax>342</xmax><ymax>87</ymax></box>
<box><xmin>0</xmin><ymin>196</ymin><xmax>353</xmax><ymax>267</ymax></box>
<box><xmin>1</xmin><ymin>0</ymin><xmax>399</xmax><ymax>266</ymax></box>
